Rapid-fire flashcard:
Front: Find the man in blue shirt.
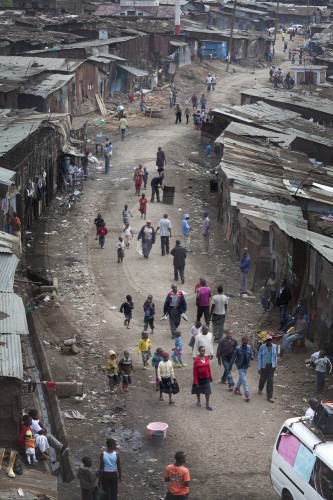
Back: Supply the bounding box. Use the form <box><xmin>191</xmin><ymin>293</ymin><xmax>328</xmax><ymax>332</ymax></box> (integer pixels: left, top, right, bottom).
<box><xmin>181</xmin><ymin>214</ymin><xmax>191</xmax><ymax>252</ymax></box>
<box><xmin>229</xmin><ymin>336</ymin><xmax>253</xmax><ymax>402</ymax></box>
<box><xmin>257</xmin><ymin>335</ymin><xmax>278</xmax><ymax>403</ymax></box>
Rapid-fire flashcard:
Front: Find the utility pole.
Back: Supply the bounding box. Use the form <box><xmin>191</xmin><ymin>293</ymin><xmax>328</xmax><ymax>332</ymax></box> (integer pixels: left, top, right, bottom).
<box><xmin>272</xmin><ymin>0</ymin><xmax>280</xmax><ymax>59</ymax></box>
<box><xmin>226</xmin><ymin>0</ymin><xmax>237</xmax><ymax>72</ymax></box>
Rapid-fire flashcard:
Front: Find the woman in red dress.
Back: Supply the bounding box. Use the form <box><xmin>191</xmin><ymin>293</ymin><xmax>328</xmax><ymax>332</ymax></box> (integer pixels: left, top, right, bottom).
<box><xmin>138</xmin><ymin>193</ymin><xmax>148</xmax><ymax>220</ymax></box>
<box><xmin>192</xmin><ymin>345</ymin><xmax>213</xmax><ymax>410</ymax></box>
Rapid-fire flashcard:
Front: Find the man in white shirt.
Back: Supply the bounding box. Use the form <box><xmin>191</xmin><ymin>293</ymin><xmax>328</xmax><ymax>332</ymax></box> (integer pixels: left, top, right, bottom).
<box><xmin>210</xmin><ymin>286</ymin><xmax>229</xmax><ymax>342</ymax></box>
<box><xmin>206</xmin><ymin>74</ymin><xmax>212</xmax><ymax>92</ymax></box>
<box><xmin>156</xmin><ymin>214</ymin><xmax>172</xmax><ymax>256</ymax></box>
<box><xmin>193</xmin><ymin>325</ymin><xmax>214</xmax><ymax>359</ymax></box>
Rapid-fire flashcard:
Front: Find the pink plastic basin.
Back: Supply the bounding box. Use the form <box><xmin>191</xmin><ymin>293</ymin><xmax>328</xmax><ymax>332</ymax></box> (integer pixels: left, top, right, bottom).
<box><xmin>147</xmin><ymin>422</ymin><xmax>169</xmax><ymax>438</ymax></box>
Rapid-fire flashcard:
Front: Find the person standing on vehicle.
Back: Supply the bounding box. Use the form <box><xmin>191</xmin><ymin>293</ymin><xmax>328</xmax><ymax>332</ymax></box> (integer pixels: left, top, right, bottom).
<box><xmin>156</xmin><ymin>213</ymin><xmax>172</xmax><ymax>256</ymax></box>
<box><xmin>229</xmin><ymin>336</ymin><xmax>253</xmax><ymax>402</ymax></box>
<box><xmin>210</xmin><ymin>286</ymin><xmax>228</xmax><ymax>342</ymax></box>
<box><xmin>171</xmin><ymin>240</ymin><xmax>186</xmax><ymax>284</ymax></box>
<box><xmin>257</xmin><ymin>335</ymin><xmax>278</xmax><ymax>403</ymax></box>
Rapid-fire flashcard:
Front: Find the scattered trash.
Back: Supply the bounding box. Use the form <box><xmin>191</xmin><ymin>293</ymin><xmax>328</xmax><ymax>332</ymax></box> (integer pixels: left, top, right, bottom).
<box><xmin>17</xmin><ymin>489</ymin><xmax>24</xmax><ymax>497</ymax></box>
<box><xmin>110</xmin><ymin>306</ymin><xmax>118</xmax><ymax>310</ymax></box>
<box><xmin>63</xmin><ymin>409</ymin><xmax>85</xmax><ymax>420</ymax></box>
<box><xmin>63</xmin><ymin>337</ymin><xmax>76</xmax><ymax>346</ymax></box>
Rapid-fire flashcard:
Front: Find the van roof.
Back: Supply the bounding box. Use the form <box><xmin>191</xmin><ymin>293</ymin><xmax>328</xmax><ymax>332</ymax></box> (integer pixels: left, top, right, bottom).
<box><xmin>284</xmin><ymin>417</ymin><xmax>333</xmax><ymax>465</ymax></box>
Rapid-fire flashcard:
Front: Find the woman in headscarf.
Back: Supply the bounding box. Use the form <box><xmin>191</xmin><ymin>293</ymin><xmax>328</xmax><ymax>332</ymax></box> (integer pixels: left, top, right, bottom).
<box><xmin>192</xmin><ymin>345</ymin><xmax>213</xmax><ymax>410</ymax></box>
<box><xmin>157</xmin><ymin>352</ymin><xmax>175</xmax><ymax>405</ymax></box>
<box><xmin>137</xmin><ymin>220</ymin><xmax>155</xmax><ymax>259</ymax></box>
<box><xmin>134</xmin><ymin>164</ymin><xmax>143</xmax><ymax>196</ymax></box>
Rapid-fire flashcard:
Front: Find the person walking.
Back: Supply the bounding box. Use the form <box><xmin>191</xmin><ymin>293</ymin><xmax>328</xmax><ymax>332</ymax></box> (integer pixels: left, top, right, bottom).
<box><xmin>196</xmin><ymin>278</ymin><xmax>211</xmax><ymax>326</ymax></box>
<box><xmin>171</xmin><ymin>240</ymin><xmax>186</xmax><ymax>284</ymax></box>
<box><xmin>99</xmin><ymin>438</ymin><xmax>121</xmax><ymax>500</ymax></box>
<box><xmin>104</xmin><ymin>142</ymin><xmax>112</xmax><ymax>174</ymax></box>
<box><xmin>206</xmin><ymin>73</ymin><xmax>212</xmax><ymax>92</ymax></box>
<box><xmin>185</xmin><ymin>108</ymin><xmax>190</xmax><ymax>124</ymax></box>
<box><xmin>123</xmin><ymin>223</ymin><xmax>133</xmax><ymax>248</ymax></box>
<box><xmin>257</xmin><ymin>335</ymin><xmax>278</xmax><ymax>403</ymax></box>
<box><xmin>138</xmin><ymin>193</ymin><xmax>148</xmax><ymax>220</ymax></box>
<box><xmin>150</xmin><ymin>174</ymin><xmax>164</xmax><ymax>203</ymax></box>
<box><xmin>119</xmin><ymin>116</ymin><xmax>128</xmax><ymax>141</ymax></box>
<box><xmin>193</xmin><ymin>325</ymin><xmax>213</xmax><ymax>359</ymax></box>
<box><xmin>276</xmin><ymin>279</ymin><xmax>292</xmax><ymax>328</ymax></box>
<box><xmin>192</xmin><ymin>346</ymin><xmax>213</xmax><ymax>410</ymax></box>
<box><xmin>94</xmin><ymin>213</ymin><xmax>104</xmax><ymax>240</ymax></box>
<box><xmin>238</xmin><ymin>247</ymin><xmax>251</xmax><ymax>294</ymax></box>
<box><xmin>156</xmin><ymin>147</ymin><xmax>167</xmax><ymax>174</ymax></box>
<box><xmin>216</xmin><ymin>330</ymin><xmax>237</xmax><ymax>391</ymax></box>
<box><xmin>137</xmin><ymin>220</ymin><xmax>155</xmax><ymax>259</ymax></box>
<box><xmin>172</xmin><ymin>88</ymin><xmax>177</xmax><ymax>107</ymax></box>
<box><xmin>164</xmin><ymin>451</ymin><xmax>190</xmax><ymax>499</ymax></box>
<box><xmin>105</xmin><ymin>351</ymin><xmax>119</xmax><ymax>394</ymax></box>
<box><xmin>228</xmin><ymin>336</ymin><xmax>253</xmax><ymax>402</ymax></box>
<box><xmin>77</xmin><ymin>456</ymin><xmax>97</xmax><ymax>500</ymax></box>
<box><xmin>81</xmin><ymin>150</ymin><xmax>89</xmax><ymax>180</ymax></box>
<box><xmin>134</xmin><ymin>164</ymin><xmax>143</xmax><ymax>196</ymax></box>
<box><xmin>143</xmin><ymin>294</ymin><xmax>155</xmax><ymax>333</ymax></box>
<box><xmin>175</xmin><ymin>104</ymin><xmax>182</xmax><ymax>124</ymax></box>
<box><xmin>267</xmin><ymin>271</ymin><xmax>277</xmax><ymax>305</ymax></box>
<box><xmin>97</xmin><ymin>222</ymin><xmax>108</xmax><ymax>249</ymax></box>
<box><xmin>259</xmin><ymin>280</ymin><xmax>270</xmax><ymax>312</ymax></box>
<box><xmin>137</xmin><ymin>331</ymin><xmax>151</xmax><ymax>369</ymax></box>
<box><xmin>122</xmin><ymin>205</ymin><xmax>132</xmax><ymax>226</ymax></box>
<box><xmin>212</xmin><ymin>74</ymin><xmax>217</xmax><ymax>90</ymax></box>
<box><xmin>157</xmin><ymin>352</ymin><xmax>175</xmax><ymax>404</ymax></box>
<box><xmin>210</xmin><ymin>286</ymin><xmax>228</xmax><ymax>342</ymax></box>
<box><xmin>118</xmin><ymin>350</ymin><xmax>134</xmax><ymax>392</ymax></box>
<box><xmin>191</xmin><ymin>93</ymin><xmax>198</xmax><ymax>110</ymax></box>
<box><xmin>156</xmin><ymin>213</ymin><xmax>172</xmax><ymax>256</ymax></box>
<box><xmin>120</xmin><ymin>295</ymin><xmax>134</xmax><ymax>328</ymax></box>
<box><xmin>200</xmin><ymin>94</ymin><xmax>207</xmax><ymax>111</ymax></box>
<box><xmin>163</xmin><ymin>284</ymin><xmax>187</xmax><ymax>339</ymax></box>
<box><xmin>201</xmin><ymin>211</ymin><xmax>211</xmax><ymax>255</ymax></box>
<box><xmin>180</xmin><ymin>214</ymin><xmax>191</xmax><ymax>251</ymax></box>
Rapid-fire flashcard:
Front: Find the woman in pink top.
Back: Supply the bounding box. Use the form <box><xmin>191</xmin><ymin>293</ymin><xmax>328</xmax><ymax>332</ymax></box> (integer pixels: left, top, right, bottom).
<box><xmin>196</xmin><ymin>278</ymin><xmax>211</xmax><ymax>326</ymax></box>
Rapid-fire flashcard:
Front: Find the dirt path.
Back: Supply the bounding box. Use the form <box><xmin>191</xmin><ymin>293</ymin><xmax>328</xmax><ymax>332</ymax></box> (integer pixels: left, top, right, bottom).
<box><xmin>26</xmin><ymin>38</ymin><xmax>313</xmax><ymax>500</ymax></box>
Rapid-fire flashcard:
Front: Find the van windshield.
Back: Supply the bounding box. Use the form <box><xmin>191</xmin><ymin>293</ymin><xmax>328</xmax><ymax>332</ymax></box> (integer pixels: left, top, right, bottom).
<box><xmin>310</xmin><ymin>459</ymin><xmax>333</xmax><ymax>499</ymax></box>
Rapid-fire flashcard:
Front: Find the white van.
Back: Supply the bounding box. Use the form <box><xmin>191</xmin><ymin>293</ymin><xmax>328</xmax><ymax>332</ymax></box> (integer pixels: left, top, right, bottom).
<box><xmin>271</xmin><ymin>417</ymin><xmax>333</xmax><ymax>499</ymax></box>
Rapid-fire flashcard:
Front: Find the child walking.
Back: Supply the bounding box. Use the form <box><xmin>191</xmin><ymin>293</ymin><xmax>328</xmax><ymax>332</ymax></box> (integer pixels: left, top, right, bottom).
<box><xmin>97</xmin><ymin>222</ymin><xmax>108</xmax><ymax>249</ymax></box>
<box><xmin>118</xmin><ymin>350</ymin><xmax>134</xmax><ymax>392</ymax></box>
<box><xmin>151</xmin><ymin>347</ymin><xmax>164</xmax><ymax>391</ymax></box>
<box><xmin>172</xmin><ymin>331</ymin><xmax>185</xmax><ymax>367</ymax></box>
<box><xmin>189</xmin><ymin>321</ymin><xmax>201</xmax><ymax>350</ymax></box>
<box><xmin>122</xmin><ymin>205</ymin><xmax>132</xmax><ymax>226</ymax></box>
<box><xmin>25</xmin><ymin>430</ymin><xmax>37</xmax><ymax>465</ymax></box>
<box><xmin>77</xmin><ymin>457</ymin><xmax>97</xmax><ymax>499</ymax></box>
<box><xmin>139</xmin><ymin>193</ymin><xmax>148</xmax><ymax>220</ymax></box>
<box><xmin>143</xmin><ymin>167</ymin><xmax>149</xmax><ymax>189</ymax></box>
<box><xmin>105</xmin><ymin>350</ymin><xmax>119</xmax><ymax>393</ymax></box>
<box><xmin>259</xmin><ymin>280</ymin><xmax>270</xmax><ymax>312</ymax></box>
<box><xmin>123</xmin><ymin>223</ymin><xmax>133</xmax><ymax>248</ymax></box>
<box><xmin>143</xmin><ymin>294</ymin><xmax>155</xmax><ymax>333</ymax></box>
<box><xmin>116</xmin><ymin>237</ymin><xmax>125</xmax><ymax>263</ymax></box>
<box><xmin>137</xmin><ymin>331</ymin><xmax>151</xmax><ymax>369</ymax></box>
<box><xmin>120</xmin><ymin>295</ymin><xmax>134</xmax><ymax>328</ymax></box>
<box><xmin>185</xmin><ymin>108</ymin><xmax>190</xmax><ymax>124</ymax></box>
<box><xmin>94</xmin><ymin>213</ymin><xmax>104</xmax><ymax>240</ymax></box>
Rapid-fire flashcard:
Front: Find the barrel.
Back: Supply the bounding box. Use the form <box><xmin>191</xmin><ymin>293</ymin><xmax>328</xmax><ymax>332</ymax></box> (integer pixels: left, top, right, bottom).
<box><xmin>163</xmin><ymin>185</ymin><xmax>175</xmax><ymax>204</ymax></box>
<box><xmin>151</xmin><ymin>430</ymin><xmax>164</xmax><ymax>446</ymax></box>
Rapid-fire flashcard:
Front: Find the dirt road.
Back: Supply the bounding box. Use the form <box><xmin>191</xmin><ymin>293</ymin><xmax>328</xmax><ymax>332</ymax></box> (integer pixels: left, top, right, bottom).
<box><xmin>26</xmin><ymin>38</ymin><xmax>312</xmax><ymax>499</ymax></box>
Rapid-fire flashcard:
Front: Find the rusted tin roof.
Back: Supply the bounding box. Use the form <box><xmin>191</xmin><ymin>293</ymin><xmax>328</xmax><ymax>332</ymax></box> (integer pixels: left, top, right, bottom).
<box><xmin>0</xmin><ymin>292</ymin><xmax>28</xmax><ymax>335</ymax></box>
<box><xmin>0</xmin><ymin>332</ymin><xmax>23</xmax><ymax>380</ymax></box>
<box><xmin>0</xmin><ymin>253</ymin><xmax>18</xmax><ymax>292</ymax></box>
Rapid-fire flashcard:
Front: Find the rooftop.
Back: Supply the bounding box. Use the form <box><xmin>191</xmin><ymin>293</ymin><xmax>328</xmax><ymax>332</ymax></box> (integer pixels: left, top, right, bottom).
<box><xmin>95</xmin><ymin>5</ymin><xmax>176</xmax><ymax>18</ymax></box>
<box><xmin>0</xmin><ymin>292</ymin><xmax>29</xmax><ymax>335</ymax></box>
<box><xmin>0</xmin><ymin>56</ymin><xmax>83</xmax><ymax>81</ymax></box>
<box><xmin>21</xmin><ymin>73</ymin><xmax>74</xmax><ymax>98</ymax></box>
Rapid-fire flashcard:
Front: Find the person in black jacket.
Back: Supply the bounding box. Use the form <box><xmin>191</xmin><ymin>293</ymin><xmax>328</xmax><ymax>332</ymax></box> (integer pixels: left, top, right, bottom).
<box><xmin>170</xmin><ymin>240</ymin><xmax>187</xmax><ymax>284</ymax></box>
<box><xmin>276</xmin><ymin>279</ymin><xmax>292</xmax><ymax>328</ymax></box>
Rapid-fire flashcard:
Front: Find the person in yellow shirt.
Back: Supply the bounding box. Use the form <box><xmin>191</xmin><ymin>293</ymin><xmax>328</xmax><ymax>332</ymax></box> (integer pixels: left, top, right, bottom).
<box><xmin>137</xmin><ymin>331</ymin><xmax>151</xmax><ymax>369</ymax></box>
<box><xmin>105</xmin><ymin>350</ymin><xmax>119</xmax><ymax>393</ymax></box>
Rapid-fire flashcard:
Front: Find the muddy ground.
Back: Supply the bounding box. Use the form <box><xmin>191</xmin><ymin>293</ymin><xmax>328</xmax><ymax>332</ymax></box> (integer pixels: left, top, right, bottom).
<box><xmin>23</xmin><ymin>35</ymin><xmax>327</xmax><ymax>499</ymax></box>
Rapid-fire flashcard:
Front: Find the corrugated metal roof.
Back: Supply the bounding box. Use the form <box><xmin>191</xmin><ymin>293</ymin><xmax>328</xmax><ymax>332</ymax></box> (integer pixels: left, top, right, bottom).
<box><xmin>0</xmin><ymin>231</ymin><xmax>22</xmax><ymax>253</ymax></box>
<box><xmin>0</xmin><ymin>254</ymin><xmax>18</xmax><ymax>292</ymax></box>
<box><xmin>22</xmin><ymin>73</ymin><xmax>74</xmax><ymax>98</ymax></box>
<box><xmin>0</xmin><ymin>121</ymin><xmax>41</xmax><ymax>158</ymax></box>
<box><xmin>117</xmin><ymin>64</ymin><xmax>148</xmax><ymax>77</ymax></box>
<box><xmin>49</xmin><ymin>36</ymin><xmax>137</xmax><ymax>50</ymax></box>
<box><xmin>0</xmin><ymin>56</ymin><xmax>83</xmax><ymax>81</ymax></box>
<box><xmin>95</xmin><ymin>5</ymin><xmax>175</xmax><ymax>18</ymax></box>
<box><xmin>0</xmin><ymin>293</ymin><xmax>28</xmax><ymax>335</ymax></box>
<box><xmin>0</xmin><ymin>333</ymin><xmax>23</xmax><ymax>380</ymax></box>
<box><xmin>225</xmin><ymin>121</ymin><xmax>295</xmax><ymax>148</ymax></box>
<box><xmin>88</xmin><ymin>54</ymin><xmax>126</xmax><ymax>64</ymax></box>
<box><xmin>0</xmin><ymin>166</ymin><xmax>15</xmax><ymax>185</ymax></box>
